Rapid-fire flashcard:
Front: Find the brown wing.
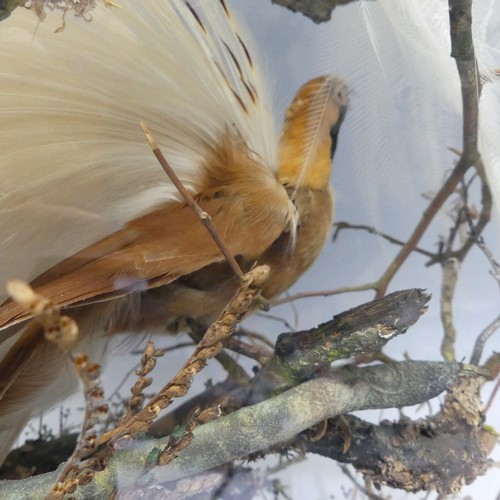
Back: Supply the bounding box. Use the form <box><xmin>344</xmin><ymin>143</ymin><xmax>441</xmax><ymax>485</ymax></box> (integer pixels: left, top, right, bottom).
<box><xmin>0</xmin><ymin>167</ymin><xmax>295</xmax><ymax>329</ymax></box>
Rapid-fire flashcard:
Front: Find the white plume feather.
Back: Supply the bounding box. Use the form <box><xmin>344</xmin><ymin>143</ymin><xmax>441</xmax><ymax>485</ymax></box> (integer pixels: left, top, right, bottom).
<box><xmin>0</xmin><ymin>1</ymin><xmax>276</xmax><ymax>299</ymax></box>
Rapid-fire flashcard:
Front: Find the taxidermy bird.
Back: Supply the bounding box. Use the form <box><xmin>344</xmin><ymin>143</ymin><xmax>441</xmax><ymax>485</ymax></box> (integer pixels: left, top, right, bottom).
<box><xmin>0</xmin><ymin>1</ymin><xmax>348</xmax><ymax>461</ymax></box>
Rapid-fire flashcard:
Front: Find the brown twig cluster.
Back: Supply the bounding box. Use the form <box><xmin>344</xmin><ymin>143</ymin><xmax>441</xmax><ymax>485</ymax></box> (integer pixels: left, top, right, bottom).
<box><xmin>22</xmin><ymin>0</ymin><xmax>117</xmax><ymax>22</ymax></box>
<box><xmin>118</xmin><ymin>341</ymin><xmax>166</xmax><ymax>423</ymax></box>
<box><xmin>6</xmin><ymin>281</ymin><xmax>109</xmax><ymax>499</ymax></box>
<box><xmin>96</xmin><ymin>265</ymin><xmax>269</xmax><ymax>449</ymax></box>
<box><xmin>47</xmin><ymin>355</ymin><xmax>108</xmax><ymax>499</ymax></box>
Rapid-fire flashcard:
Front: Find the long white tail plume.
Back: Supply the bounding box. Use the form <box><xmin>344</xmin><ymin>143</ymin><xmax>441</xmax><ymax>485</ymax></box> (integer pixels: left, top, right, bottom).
<box><xmin>0</xmin><ymin>1</ymin><xmax>277</xmax><ymax>298</ymax></box>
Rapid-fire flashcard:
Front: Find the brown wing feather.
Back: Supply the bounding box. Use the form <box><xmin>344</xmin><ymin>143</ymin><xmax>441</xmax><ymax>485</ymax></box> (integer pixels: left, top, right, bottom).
<box><xmin>0</xmin><ymin>141</ymin><xmax>295</xmax><ymax>329</ymax></box>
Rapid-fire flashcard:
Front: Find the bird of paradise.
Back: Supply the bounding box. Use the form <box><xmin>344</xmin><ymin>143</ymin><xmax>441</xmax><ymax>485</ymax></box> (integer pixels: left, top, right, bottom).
<box><xmin>0</xmin><ymin>0</ymin><xmax>348</xmax><ymax>461</ymax></box>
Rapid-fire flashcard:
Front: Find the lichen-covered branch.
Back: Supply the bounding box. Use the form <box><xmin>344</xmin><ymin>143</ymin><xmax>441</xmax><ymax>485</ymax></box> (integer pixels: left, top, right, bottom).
<box><xmin>303</xmin><ymin>374</ymin><xmax>492</xmax><ymax>495</ymax></box>
<box><xmin>0</xmin><ymin>360</ymin><xmax>461</xmax><ymax>499</ymax></box>
<box><xmin>249</xmin><ymin>289</ymin><xmax>429</xmax><ymax>400</ymax></box>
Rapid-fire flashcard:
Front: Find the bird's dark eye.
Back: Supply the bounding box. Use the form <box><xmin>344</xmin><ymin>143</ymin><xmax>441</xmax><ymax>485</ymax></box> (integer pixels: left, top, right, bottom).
<box><xmin>329</xmin><ymin>111</ymin><xmax>346</xmax><ymax>160</ymax></box>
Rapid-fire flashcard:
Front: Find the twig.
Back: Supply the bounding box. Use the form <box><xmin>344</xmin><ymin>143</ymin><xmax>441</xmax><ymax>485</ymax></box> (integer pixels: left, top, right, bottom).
<box><xmin>468</xmin><ymin>235</ymin><xmax>500</xmax><ymax>287</ymax></box>
<box><xmin>266</xmin><ymin>452</ymin><xmax>306</xmax><ymax>474</ymax></box>
<box><xmin>449</xmin><ymin>0</ymin><xmax>480</xmax><ymax>153</ymax></box>
<box><xmin>471</xmin><ymin>315</ymin><xmax>500</xmax><ymax>366</ymax></box>
<box><xmin>271</xmin><ymin>282</ymin><xmax>377</xmax><ymax>307</ymax></box>
<box><xmin>224</xmin><ymin>336</ymin><xmax>272</xmax><ymax>365</ymax></box>
<box><xmin>339</xmin><ymin>465</ymin><xmax>387</xmax><ymax>500</ymax></box>
<box><xmin>130</xmin><ymin>342</ymin><xmax>195</xmax><ymax>356</ymax></box>
<box><xmin>485</xmin><ymin>374</ymin><xmax>500</xmax><ymax>413</ymax></box>
<box><xmin>255</xmin><ymin>311</ymin><xmax>298</xmax><ymax>331</ymax></box>
<box><xmin>141</xmin><ymin>121</ymin><xmax>245</xmax><ymax>285</ymax></box>
<box><xmin>118</xmin><ymin>341</ymin><xmax>165</xmax><ymax>423</ymax></box>
<box><xmin>48</xmin><ymin>355</ymin><xmax>108</xmax><ymax>500</ymax></box>
<box><xmin>332</xmin><ymin>221</ymin><xmax>435</xmax><ymax>259</ymax></box>
<box><xmin>147</xmin><ymin>380</ymin><xmax>239</xmax><ymax>439</ymax></box>
<box><xmin>235</xmin><ymin>327</ymin><xmax>275</xmax><ymax>349</ymax></box>
<box><xmin>426</xmin><ymin>164</ymin><xmax>492</xmax><ymax>266</ymax></box>
<box><xmin>440</xmin><ymin>258</ymin><xmax>459</xmax><ymax>361</ymax></box>
<box><xmin>186</xmin><ymin>319</ymin><xmax>250</xmax><ymax>383</ymax></box>
<box><xmin>374</xmin><ymin>158</ymin><xmax>472</xmax><ymax>299</ymax></box>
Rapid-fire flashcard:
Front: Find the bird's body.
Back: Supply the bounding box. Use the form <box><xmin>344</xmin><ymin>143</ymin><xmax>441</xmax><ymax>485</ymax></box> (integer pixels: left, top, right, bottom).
<box><xmin>0</xmin><ymin>1</ymin><xmax>347</xmax><ymax>461</ymax></box>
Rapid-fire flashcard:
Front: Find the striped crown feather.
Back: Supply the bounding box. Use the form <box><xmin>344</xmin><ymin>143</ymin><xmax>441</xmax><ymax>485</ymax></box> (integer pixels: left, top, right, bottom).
<box><xmin>295</xmin><ymin>76</ymin><xmax>348</xmax><ymax>190</ymax></box>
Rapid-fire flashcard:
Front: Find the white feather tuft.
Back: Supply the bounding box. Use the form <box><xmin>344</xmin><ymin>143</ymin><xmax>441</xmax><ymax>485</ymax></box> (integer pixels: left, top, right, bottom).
<box><xmin>0</xmin><ymin>1</ymin><xmax>276</xmax><ymax>297</ymax></box>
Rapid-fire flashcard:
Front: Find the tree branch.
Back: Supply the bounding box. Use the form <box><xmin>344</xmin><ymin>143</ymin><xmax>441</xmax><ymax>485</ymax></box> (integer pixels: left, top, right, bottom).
<box><xmin>251</xmin><ymin>289</ymin><xmax>429</xmax><ymax>400</ymax></box>
<box><xmin>302</xmin><ymin>374</ymin><xmax>491</xmax><ymax>495</ymax></box>
<box><xmin>0</xmin><ymin>361</ymin><xmax>461</xmax><ymax>498</ymax></box>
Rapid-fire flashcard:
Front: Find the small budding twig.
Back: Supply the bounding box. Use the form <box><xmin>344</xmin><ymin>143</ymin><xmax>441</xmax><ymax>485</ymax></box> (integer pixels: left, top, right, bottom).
<box><xmin>271</xmin><ymin>282</ymin><xmax>377</xmax><ymax>307</ymax></box>
<box><xmin>6</xmin><ymin>279</ymin><xmax>78</xmax><ymax>351</ymax></box>
<box><xmin>48</xmin><ymin>355</ymin><xmax>108</xmax><ymax>500</ymax></box>
<box><xmin>141</xmin><ymin>122</ymin><xmax>245</xmax><ymax>286</ymax></box>
<box><xmin>119</xmin><ymin>341</ymin><xmax>166</xmax><ymax>423</ymax></box>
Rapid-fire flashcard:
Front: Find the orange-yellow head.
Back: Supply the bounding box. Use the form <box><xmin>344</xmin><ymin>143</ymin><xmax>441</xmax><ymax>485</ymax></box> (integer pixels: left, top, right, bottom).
<box><xmin>278</xmin><ymin>75</ymin><xmax>349</xmax><ymax>191</ymax></box>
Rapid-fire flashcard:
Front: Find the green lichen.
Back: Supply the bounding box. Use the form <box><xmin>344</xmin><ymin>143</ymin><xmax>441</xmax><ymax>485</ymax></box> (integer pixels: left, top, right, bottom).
<box><xmin>0</xmin><ymin>0</ymin><xmax>22</xmax><ymax>21</ymax></box>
